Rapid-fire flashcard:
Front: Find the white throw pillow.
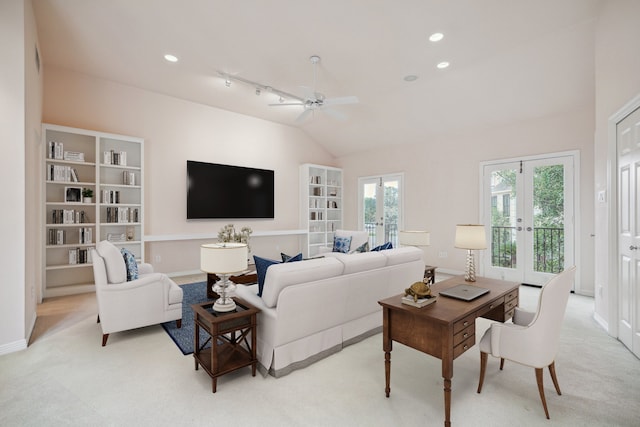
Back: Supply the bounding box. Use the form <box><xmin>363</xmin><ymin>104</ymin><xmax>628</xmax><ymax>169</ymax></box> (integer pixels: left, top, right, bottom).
<box><xmin>96</xmin><ymin>240</ymin><xmax>127</xmax><ymax>284</ymax></box>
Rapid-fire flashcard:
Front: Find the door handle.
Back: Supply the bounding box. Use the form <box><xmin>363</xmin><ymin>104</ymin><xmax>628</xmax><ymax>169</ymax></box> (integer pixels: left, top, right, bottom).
<box><xmin>630</xmin><ymin>245</ymin><xmax>639</xmax><ymax>251</ymax></box>
<box><xmin>516</xmin><ymin>227</ymin><xmax>522</xmax><ymax>231</ymax></box>
<box><xmin>526</xmin><ymin>227</ymin><xmax>533</xmax><ymax>232</ymax></box>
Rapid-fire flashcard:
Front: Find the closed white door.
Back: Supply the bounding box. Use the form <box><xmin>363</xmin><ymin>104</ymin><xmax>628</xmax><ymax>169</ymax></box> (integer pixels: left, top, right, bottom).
<box><xmin>482</xmin><ymin>155</ymin><xmax>575</xmax><ymax>285</ymax></box>
<box><xmin>358</xmin><ymin>174</ymin><xmax>403</xmax><ymax>247</ymax></box>
<box><xmin>617</xmin><ymin>106</ymin><xmax>640</xmax><ymax>357</ymax></box>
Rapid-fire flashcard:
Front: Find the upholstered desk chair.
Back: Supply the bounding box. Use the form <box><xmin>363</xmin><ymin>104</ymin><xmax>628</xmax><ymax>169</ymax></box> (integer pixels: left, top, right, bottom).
<box><xmin>91</xmin><ymin>240</ymin><xmax>183</xmax><ymax>346</ymax></box>
<box><xmin>477</xmin><ymin>266</ymin><xmax>577</xmax><ymax>419</ymax></box>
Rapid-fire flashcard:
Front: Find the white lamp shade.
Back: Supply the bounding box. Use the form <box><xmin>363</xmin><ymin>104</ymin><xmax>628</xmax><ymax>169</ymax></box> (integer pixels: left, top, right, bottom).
<box><xmin>200</xmin><ymin>243</ymin><xmax>248</xmax><ymax>274</ymax></box>
<box><xmin>454</xmin><ymin>225</ymin><xmax>487</xmax><ymax>250</ymax></box>
<box><xmin>398</xmin><ymin>230</ymin><xmax>431</xmax><ymax>246</ymax></box>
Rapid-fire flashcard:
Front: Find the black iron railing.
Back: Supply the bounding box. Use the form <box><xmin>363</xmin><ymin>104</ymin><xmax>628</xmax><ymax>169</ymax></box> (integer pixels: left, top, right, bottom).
<box><xmin>364</xmin><ymin>222</ymin><xmax>398</xmax><ymax>247</ymax></box>
<box><xmin>491</xmin><ymin>226</ymin><xmax>564</xmax><ymax>273</ymax></box>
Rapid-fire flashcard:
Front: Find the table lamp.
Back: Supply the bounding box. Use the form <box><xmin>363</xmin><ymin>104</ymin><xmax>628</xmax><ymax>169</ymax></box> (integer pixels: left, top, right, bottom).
<box><xmin>399</xmin><ymin>230</ymin><xmax>430</xmax><ymax>263</ymax></box>
<box><xmin>454</xmin><ymin>224</ymin><xmax>487</xmax><ymax>282</ymax></box>
<box><xmin>201</xmin><ymin>242</ymin><xmax>248</xmax><ymax>312</ymax></box>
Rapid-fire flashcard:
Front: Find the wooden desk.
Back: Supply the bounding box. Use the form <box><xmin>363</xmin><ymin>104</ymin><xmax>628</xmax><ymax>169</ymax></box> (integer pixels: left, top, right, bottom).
<box><xmin>378</xmin><ymin>276</ymin><xmax>519</xmax><ymax>427</ymax></box>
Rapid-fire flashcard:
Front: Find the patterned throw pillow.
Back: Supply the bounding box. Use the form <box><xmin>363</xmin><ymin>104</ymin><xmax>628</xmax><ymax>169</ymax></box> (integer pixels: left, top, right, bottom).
<box><xmin>332</xmin><ymin>236</ymin><xmax>352</xmax><ymax>253</ymax></box>
<box><xmin>120</xmin><ymin>248</ymin><xmax>139</xmax><ymax>281</ymax></box>
<box><xmin>281</xmin><ymin>252</ymin><xmax>303</xmax><ymax>262</ymax></box>
<box><xmin>255</xmin><ymin>253</ymin><xmax>303</xmax><ymax>297</ymax></box>
<box><xmin>349</xmin><ymin>241</ymin><xmax>370</xmax><ymax>254</ymax></box>
<box><xmin>371</xmin><ymin>242</ymin><xmax>393</xmax><ymax>251</ymax></box>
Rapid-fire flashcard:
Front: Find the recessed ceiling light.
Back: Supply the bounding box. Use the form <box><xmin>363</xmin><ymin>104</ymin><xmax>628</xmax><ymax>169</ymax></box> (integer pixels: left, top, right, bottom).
<box><xmin>437</xmin><ymin>61</ymin><xmax>450</xmax><ymax>69</ymax></box>
<box><xmin>164</xmin><ymin>54</ymin><xmax>179</xmax><ymax>63</ymax></box>
<box><xmin>403</xmin><ymin>75</ymin><xmax>419</xmax><ymax>82</ymax></box>
<box><xmin>429</xmin><ymin>33</ymin><xmax>444</xmax><ymax>42</ymax></box>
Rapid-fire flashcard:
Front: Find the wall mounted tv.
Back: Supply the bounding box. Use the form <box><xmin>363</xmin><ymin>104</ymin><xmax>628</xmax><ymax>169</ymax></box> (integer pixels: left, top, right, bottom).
<box><xmin>187</xmin><ymin>160</ymin><xmax>275</xmax><ymax>219</ymax></box>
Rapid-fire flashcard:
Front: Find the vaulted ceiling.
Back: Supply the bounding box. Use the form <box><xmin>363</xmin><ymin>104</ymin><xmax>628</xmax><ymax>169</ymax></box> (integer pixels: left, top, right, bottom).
<box><xmin>33</xmin><ymin>0</ymin><xmax>600</xmax><ymax>157</ymax></box>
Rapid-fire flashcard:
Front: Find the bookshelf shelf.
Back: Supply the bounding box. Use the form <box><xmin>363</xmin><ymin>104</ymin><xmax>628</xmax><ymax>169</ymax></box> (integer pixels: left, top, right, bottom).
<box><xmin>43</xmin><ymin>124</ymin><xmax>144</xmax><ymax>298</ymax></box>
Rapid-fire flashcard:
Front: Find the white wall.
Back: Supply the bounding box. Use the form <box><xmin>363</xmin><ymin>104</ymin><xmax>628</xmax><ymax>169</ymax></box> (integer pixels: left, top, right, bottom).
<box><xmin>593</xmin><ymin>0</ymin><xmax>640</xmax><ymax>329</ymax></box>
<box><xmin>0</xmin><ymin>0</ymin><xmax>27</xmax><ymax>354</ymax></box>
<box><xmin>42</xmin><ymin>66</ymin><xmax>337</xmax><ymax>273</ymax></box>
<box><xmin>338</xmin><ymin>106</ymin><xmax>595</xmax><ymax>295</ymax></box>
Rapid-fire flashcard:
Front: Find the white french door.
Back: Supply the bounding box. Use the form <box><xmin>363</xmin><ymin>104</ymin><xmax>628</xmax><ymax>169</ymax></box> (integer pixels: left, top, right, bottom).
<box><xmin>358</xmin><ymin>174</ymin><xmax>403</xmax><ymax>247</ymax></box>
<box><xmin>616</xmin><ymin>105</ymin><xmax>640</xmax><ymax>357</ymax></box>
<box><xmin>482</xmin><ymin>154</ymin><xmax>575</xmax><ymax>285</ymax></box>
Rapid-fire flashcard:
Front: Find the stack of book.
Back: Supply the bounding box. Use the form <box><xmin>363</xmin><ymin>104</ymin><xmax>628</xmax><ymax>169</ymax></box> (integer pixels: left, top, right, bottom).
<box><xmin>401</xmin><ymin>295</ymin><xmax>437</xmax><ymax>308</ymax></box>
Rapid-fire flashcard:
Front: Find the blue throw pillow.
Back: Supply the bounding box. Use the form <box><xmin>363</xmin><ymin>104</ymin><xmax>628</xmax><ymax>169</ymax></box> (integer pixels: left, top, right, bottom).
<box><xmin>332</xmin><ymin>236</ymin><xmax>352</xmax><ymax>253</ymax></box>
<box><xmin>371</xmin><ymin>242</ymin><xmax>393</xmax><ymax>251</ymax></box>
<box><xmin>254</xmin><ymin>253</ymin><xmax>303</xmax><ymax>297</ymax></box>
<box><xmin>120</xmin><ymin>248</ymin><xmax>138</xmax><ymax>281</ymax></box>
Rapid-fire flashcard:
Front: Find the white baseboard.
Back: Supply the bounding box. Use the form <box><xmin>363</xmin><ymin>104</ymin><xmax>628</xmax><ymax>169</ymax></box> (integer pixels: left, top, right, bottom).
<box><xmin>593</xmin><ymin>312</ymin><xmax>610</xmax><ymax>335</ymax></box>
<box><xmin>0</xmin><ymin>339</ymin><xmax>27</xmax><ymax>356</ymax></box>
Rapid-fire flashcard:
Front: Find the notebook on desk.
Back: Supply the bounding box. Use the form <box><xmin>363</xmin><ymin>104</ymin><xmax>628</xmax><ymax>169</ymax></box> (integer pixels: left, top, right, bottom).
<box><xmin>438</xmin><ymin>284</ymin><xmax>490</xmax><ymax>301</ymax></box>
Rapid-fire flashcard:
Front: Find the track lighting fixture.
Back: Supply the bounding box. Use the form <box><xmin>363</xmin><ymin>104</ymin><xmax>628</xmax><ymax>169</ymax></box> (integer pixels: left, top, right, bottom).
<box><xmin>255</xmin><ymin>88</ymin><xmax>261</xmax><ymax>96</ymax></box>
<box><xmin>225</xmin><ymin>79</ymin><xmax>231</xmax><ymax>87</ymax></box>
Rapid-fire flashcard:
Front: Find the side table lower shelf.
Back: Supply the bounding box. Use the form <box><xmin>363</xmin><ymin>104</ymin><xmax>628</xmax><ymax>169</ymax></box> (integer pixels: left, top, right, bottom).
<box><xmin>192</xmin><ymin>298</ymin><xmax>260</xmax><ymax>393</ymax></box>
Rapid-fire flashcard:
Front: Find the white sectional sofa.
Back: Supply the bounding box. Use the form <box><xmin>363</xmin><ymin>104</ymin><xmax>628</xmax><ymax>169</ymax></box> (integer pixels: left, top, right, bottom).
<box><xmin>234</xmin><ymin>246</ymin><xmax>424</xmax><ymax>377</ymax></box>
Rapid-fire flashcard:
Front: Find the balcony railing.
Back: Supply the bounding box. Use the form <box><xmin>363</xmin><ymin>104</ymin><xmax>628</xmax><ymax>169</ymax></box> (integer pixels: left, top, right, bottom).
<box><xmin>364</xmin><ymin>222</ymin><xmax>398</xmax><ymax>247</ymax></box>
<box><xmin>491</xmin><ymin>226</ymin><xmax>564</xmax><ymax>273</ymax></box>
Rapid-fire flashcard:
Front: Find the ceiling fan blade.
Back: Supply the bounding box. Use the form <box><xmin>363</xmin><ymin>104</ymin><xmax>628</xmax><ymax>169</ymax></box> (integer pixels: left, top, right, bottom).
<box><xmin>295</xmin><ymin>108</ymin><xmax>313</xmax><ymax>123</ymax></box>
<box><xmin>321</xmin><ymin>108</ymin><xmax>347</xmax><ymax>121</ymax></box>
<box><xmin>322</xmin><ymin>96</ymin><xmax>359</xmax><ymax>106</ymax></box>
<box><xmin>268</xmin><ymin>102</ymin><xmax>305</xmax><ymax>107</ymax></box>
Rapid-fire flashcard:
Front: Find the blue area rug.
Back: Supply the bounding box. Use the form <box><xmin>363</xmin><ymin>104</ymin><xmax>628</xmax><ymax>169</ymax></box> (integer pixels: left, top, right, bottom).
<box><xmin>162</xmin><ymin>281</ymin><xmax>212</xmax><ymax>355</ymax></box>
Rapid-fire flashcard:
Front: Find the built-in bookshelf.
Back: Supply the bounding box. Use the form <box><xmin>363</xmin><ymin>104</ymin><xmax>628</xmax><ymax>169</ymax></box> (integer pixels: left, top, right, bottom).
<box><xmin>43</xmin><ymin>124</ymin><xmax>144</xmax><ymax>297</ymax></box>
<box><xmin>300</xmin><ymin>164</ymin><xmax>343</xmax><ymax>257</ymax></box>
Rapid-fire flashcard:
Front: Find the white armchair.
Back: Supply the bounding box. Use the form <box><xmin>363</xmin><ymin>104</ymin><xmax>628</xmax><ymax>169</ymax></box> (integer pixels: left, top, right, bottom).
<box><xmin>476</xmin><ymin>266</ymin><xmax>576</xmax><ymax>419</ymax></box>
<box><xmin>91</xmin><ymin>240</ymin><xmax>183</xmax><ymax>346</ymax></box>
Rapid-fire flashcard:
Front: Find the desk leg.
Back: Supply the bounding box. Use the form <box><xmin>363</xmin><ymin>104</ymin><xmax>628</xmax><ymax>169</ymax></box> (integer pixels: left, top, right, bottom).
<box><xmin>442</xmin><ymin>357</ymin><xmax>453</xmax><ymax>427</ymax></box>
<box><xmin>383</xmin><ymin>308</ymin><xmax>392</xmax><ymax>398</ymax></box>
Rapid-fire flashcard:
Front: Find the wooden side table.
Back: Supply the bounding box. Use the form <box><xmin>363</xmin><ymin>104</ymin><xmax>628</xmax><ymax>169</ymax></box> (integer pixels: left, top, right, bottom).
<box><xmin>192</xmin><ymin>297</ymin><xmax>260</xmax><ymax>393</ymax></box>
<box><xmin>424</xmin><ymin>265</ymin><xmax>437</xmax><ymax>284</ymax></box>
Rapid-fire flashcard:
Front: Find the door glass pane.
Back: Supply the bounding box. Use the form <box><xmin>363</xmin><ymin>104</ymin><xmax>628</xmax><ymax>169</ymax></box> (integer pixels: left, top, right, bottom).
<box><xmin>383</xmin><ymin>180</ymin><xmax>400</xmax><ymax>247</ymax></box>
<box><xmin>363</xmin><ymin>182</ymin><xmax>378</xmax><ymax>245</ymax></box>
<box><xmin>490</xmin><ymin>169</ymin><xmax>517</xmax><ymax>269</ymax></box>
<box><xmin>532</xmin><ymin>165</ymin><xmax>564</xmax><ymax>273</ymax></box>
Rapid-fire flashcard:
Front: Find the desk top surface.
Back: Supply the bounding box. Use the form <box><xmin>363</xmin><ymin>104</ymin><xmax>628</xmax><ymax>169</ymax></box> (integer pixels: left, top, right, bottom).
<box><xmin>378</xmin><ymin>275</ymin><xmax>520</xmax><ymax>325</ymax></box>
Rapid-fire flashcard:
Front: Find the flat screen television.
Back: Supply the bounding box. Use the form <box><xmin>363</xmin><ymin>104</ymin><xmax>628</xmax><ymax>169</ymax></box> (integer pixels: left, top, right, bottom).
<box><xmin>187</xmin><ymin>160</ymin><xmax>274</xmax><ymax>219</ymax></box>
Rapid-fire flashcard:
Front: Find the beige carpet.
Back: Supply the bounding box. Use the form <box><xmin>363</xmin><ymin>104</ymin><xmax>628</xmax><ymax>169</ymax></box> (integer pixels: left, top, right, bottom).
<box><xmin>2</xmin><ymin>279</ymin><xmax>639</xmax><ymax>427</ymax></box>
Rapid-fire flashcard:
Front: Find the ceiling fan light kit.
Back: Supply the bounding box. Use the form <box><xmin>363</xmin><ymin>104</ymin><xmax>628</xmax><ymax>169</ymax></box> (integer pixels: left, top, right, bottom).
<box><xmin>218</xmin><ymin>55</ymin><xmax>358</xmax><ymax>123</ymax></box>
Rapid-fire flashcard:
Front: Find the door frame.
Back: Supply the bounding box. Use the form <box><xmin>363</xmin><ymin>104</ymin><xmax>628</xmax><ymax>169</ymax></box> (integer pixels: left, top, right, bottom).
<box><xmin>607</xmin><ymin>93</ymin><xmax>640</xmax><ymax>339</ymax></box>
<box><xmin>479</xmin><ymin>150</ymin><xmax>580</xmax><ymax>286</ymax></box>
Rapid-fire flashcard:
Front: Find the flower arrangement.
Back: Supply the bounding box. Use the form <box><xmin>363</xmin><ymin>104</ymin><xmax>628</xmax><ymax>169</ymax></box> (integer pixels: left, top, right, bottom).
<box><xmin>217</xmin><ymin>224</ymin><xmax>253</xmax><ymax>251</ymax></box>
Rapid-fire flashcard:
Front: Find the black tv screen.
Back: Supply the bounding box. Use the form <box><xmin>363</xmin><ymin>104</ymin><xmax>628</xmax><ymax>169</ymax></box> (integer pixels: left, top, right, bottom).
<box><xmin>187</xmin><ymin>160</ymin><xmax>274</xmax><ymax>219</ymax></box>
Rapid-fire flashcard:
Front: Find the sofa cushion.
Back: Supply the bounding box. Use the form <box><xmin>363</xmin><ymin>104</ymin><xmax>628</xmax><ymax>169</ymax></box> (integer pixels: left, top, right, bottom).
<box><xmin>120</xmin><ymin>248</ymin><xmax>139</xmax><ymax>281</ymax></box>
<box><xmin>383</xmin><ymin>246</ymin><xmax>423</xmax><ymax>266</ymax></box>
<box><xmin>281</xmin><ymin>252</ymin><xmax>303</xmax><ymax>262</ymax></box>
<box><xmin>261</xmin><ymin>257</ymin><xmax>345</xmax><ymax>308</ymax></box>
<box><xmin>255</xmin><ymin>254</ymin><xmax>303</xmax><ymax>297</ymax></box>
<box><xmin>339</xmin><ymin>251</ymin><xmax>387</xmax><ymax>274</ymax></box>
<box><xmin>372</xmin><ymin>241</ymin><xmax>393</xmax><ymax>251</ymax></box>
<box><xmin>335</xmin><ymin>230</ymin><xmax>369</xmax><ymax>251</ymax></box>
<box><xmin>349</xmin><ymin>241</ymin><xmax>370</xmax><ymax>254</ymax></box>
<box><xmin>96</xmin><ymin>240</ymin><xmax>127</xmax><ymax>284</ymax></box>
<box><xmin>332</xmin><ymin>235</ymin><xmax>352</xmax><ymax>253</ymax></box>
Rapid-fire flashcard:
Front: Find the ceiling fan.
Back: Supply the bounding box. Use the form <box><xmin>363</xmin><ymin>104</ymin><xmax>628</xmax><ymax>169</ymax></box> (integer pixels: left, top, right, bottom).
<box><xmin>269</xmin><ymin>55</ymin><xmax>359</xmax><ymax>123</ymax></box>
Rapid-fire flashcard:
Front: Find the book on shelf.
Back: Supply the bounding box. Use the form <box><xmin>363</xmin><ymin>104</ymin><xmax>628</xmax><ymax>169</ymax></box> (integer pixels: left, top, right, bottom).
<box><xmin>49</xmin><ymin>141</ymin><xmax>63</xmax><ymax>160</ymax></box>
<box><xmin>401</xmin><ymin>295</ymin><xmax>437</xmax><ymax>308</ymax></box>
<box><xmin>104</xmin><ymin>150</ymin><xmax>128</xmax><ymax>166</ymax></box>
<box><xmin>63</xmin><ymin>151</ymin><xmax>85</xmax><ymax>162</ymax></box>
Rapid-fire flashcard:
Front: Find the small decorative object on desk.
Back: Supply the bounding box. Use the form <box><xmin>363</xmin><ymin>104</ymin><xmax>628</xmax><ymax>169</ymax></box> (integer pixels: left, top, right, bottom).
<box><xmin>401</xmin><ymin>295</ymin><xmax>437</xmax><ymax>308</ymax></box>
<box><xmin>404</xmin><ymin>281</ymin><xmax>432</xmax><ymax>302</ymax></box>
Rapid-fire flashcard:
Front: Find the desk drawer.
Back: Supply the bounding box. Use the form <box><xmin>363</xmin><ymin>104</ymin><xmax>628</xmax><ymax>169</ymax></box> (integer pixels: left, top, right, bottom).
<box><xmin>454</xmin><ymin>335</ymin><xmax>475</xmax><ymax>359</ymax></box>
<box><xmin>454</xmin><ymin>313</ymin><xmax>476</xmax><ymax>334</ymax></box>
<box><xmin>454</xmin><ymin>323</ymin><xmax>475</xmax><ymax>347</ymax></box>
<box><xmin>505</xmin><ymin>297</ymin><xmax>518</xmax><ymax>312</ymax></box>
<box><xmin>505</xmin><ymin>289</ymin><xmax>518</xmax><ymax>303</ymax></box>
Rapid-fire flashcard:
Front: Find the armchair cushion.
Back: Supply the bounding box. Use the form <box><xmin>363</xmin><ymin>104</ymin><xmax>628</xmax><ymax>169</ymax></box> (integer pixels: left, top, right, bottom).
<box><xmin>120</xmin><ymin>248</ymin><xmax>139</xmax><ymax>281</ymax></box>
<box><xmin>96</xmin><ymin>240</ymin><xmax>126</xmax><ymax>284</ymax></box>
